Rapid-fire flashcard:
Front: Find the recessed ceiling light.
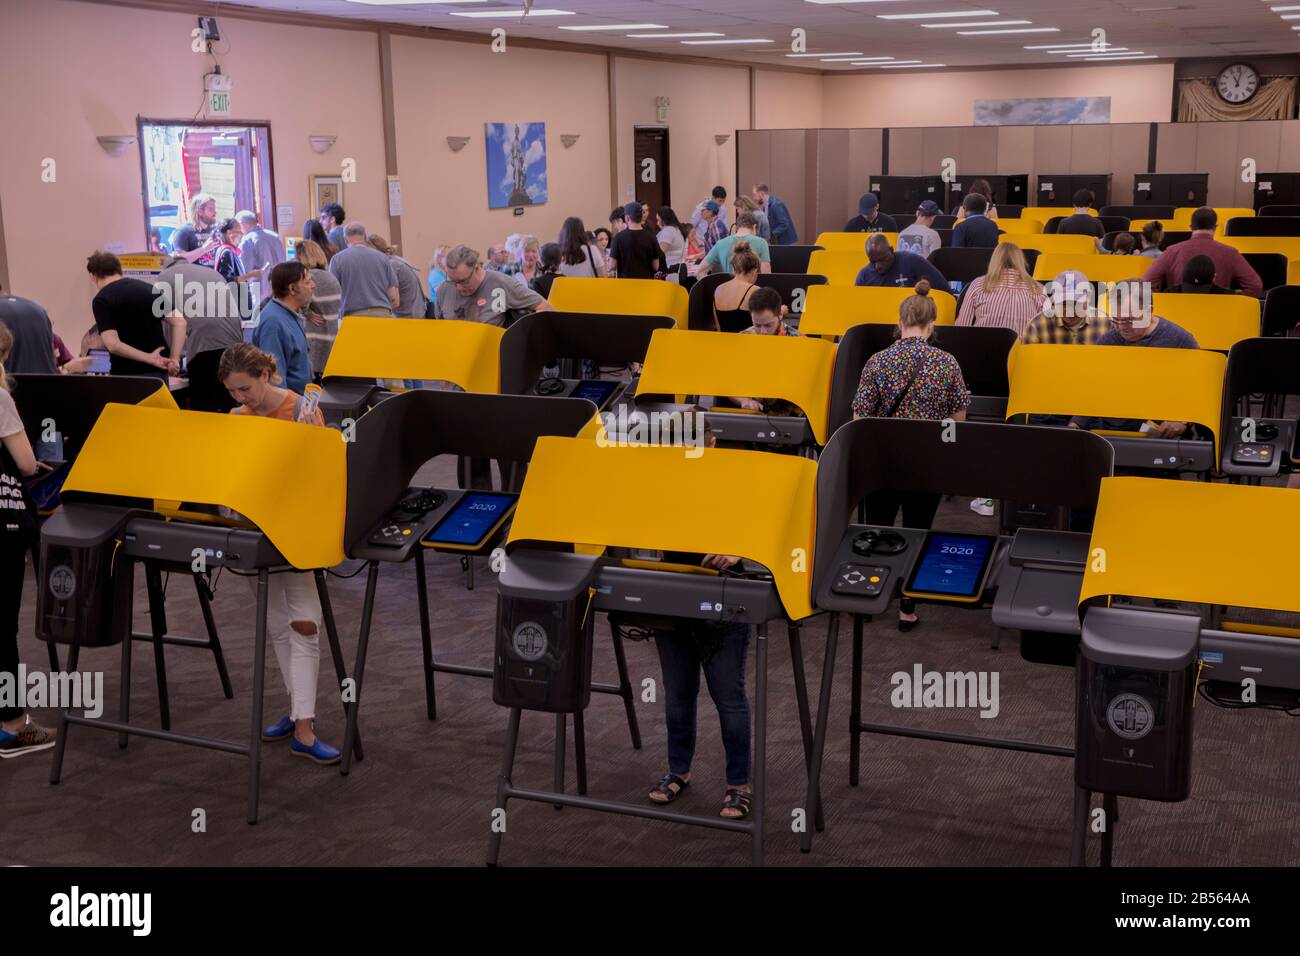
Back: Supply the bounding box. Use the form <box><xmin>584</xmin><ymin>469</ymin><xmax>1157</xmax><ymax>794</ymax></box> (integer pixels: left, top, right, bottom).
<box><xmin>1047</xmin><ymin>46</ymin><xmax>1127</xmax><ymax>53</ymax></box>
<box><xmin>345</xmin><ymin>1</ymin><xmax>487</xmax><ymax>5</ymax></box>
<box><xmin>681</xmin><ymin>38</ymin><xmax>774</xmax><ymax>44</ymax></box>
<box><xmin>627</xmin><ymin>32</ymin><xmax>724</xmax><ymax>38</ymax></box>
<box><xmin>877</xmin><ymin>9</ymin><xmax>998</xmax><ymax>18</ymax></box>
<box><xmin>785</xmin><ymin>52</ymin><xmax>866</xmax><ymax>57</ymax></box>
<box><xmin>558</xmin><ymin>24</ymin><xmax>667</xmax><ymax>31</ymax></box>
<box><xmin>879</xmin><ymin>62</ymin><xmax>946</xmax><ymax>68</ymax></box>
<box><xmin>957</xmin><ymin>27</ymin><xmax>1061</xmax><ymax>34</ymax></box>
<box><xmin>1082</xmin><ymin>54</ymin><xmax>1158</xmax><ymax>60</ymax></box>
<box><xmin>450</xmin><ymin>7</ymin><xmax>575</xmax><ymax>17</ymax></box>
<box><xmin>1066</xmin><ymin>50</ymin><xmax>1144</xmax><ymax>57</ymax></box>
<box><xmin>922</xmin><ymin>20</ymin><xmax>1031</xmax><ymax>28</ymax></box>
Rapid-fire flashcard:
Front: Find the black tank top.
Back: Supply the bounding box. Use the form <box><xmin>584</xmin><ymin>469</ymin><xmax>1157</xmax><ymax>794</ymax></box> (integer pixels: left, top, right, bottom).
<box><xmin>712</xmin><ymin>284</ymin><xmax>756</xmax><ymax>333</ymax></box>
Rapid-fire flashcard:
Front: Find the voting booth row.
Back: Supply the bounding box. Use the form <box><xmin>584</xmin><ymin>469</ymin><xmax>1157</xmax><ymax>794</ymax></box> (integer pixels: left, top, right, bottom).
<box><xmin>20</xmin><ymin>283</ymin><xmax>1300</xmax><ymax>865</ymax></box>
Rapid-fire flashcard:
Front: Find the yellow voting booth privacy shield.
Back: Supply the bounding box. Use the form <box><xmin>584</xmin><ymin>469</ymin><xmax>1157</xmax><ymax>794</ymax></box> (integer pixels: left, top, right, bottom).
<box><xmin>1032</xmin><ymin>254</ymin><xmax>1149</xmax><ymax>283</ymax></box>
<box><xmin>1005</xmin><ymin>344</ymin><xmax>1227</xmax><ymax>456</ymax></box>
<box><xmin>814</xmin><ymin>232</ymin><xmax>898</xmax><ymax>253</ymax></box>
<box><xmin>1081</xmin><ymin>477</ymin><xmax>1300</xmax><ymax>614</ymax></box>
<box><xmin>798</xmin><ymin>285</ymin><xmax>957</xmax><ymax>336</ymax></box>
<box><xmin>806</xmin><ymin>250</ymin><xmax>872</xmax><ymax>287</ymax></box>
<box><xmin>1144</xmin><ymin>294</ymin><xmax>1261</xmax><ymax>352</ymax></box>
<box><xmin>507</xmin><ymin>437</ymin><xmax>817</xmax><ymax>620</ymax></box>
<box><xmin>549</xmin><ymin>277</ymin><xmax>688</xmax><ymax>328</ymax></box>
<box><xmin>1021</xmin><ymin>207</ymin><xmax>1097</xmax><ymax>224</ymax></box>
<box><xmin>323</xmin><ymin>318</ymin><xmax>502</xmax><ymax>393</ymax></box>
<box><xmin>637</xmin><ymin>328</ymin><xmax>837</xmax><ymax>444</ymax></box>
<box><xmin>63</xmin><ymin>404</ymin><xmax>347</xmax><ymax>569</ymax></box>
<box><xmin>1000</xmin><ymin>234</ymin><xmax>1096</xmax><ymax>256</ymax></box>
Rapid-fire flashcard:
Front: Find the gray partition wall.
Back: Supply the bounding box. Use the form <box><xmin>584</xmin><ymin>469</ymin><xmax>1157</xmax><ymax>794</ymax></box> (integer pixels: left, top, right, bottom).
<box><xmin>740</xmin><ymin>120</ymin><xmax>1300</xmax><ymax>231</ymax></box>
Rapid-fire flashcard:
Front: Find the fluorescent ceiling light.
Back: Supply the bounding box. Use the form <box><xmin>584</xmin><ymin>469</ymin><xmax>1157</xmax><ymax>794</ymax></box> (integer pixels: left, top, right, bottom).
<box><xmin>922</xmin><ymin>20</ymin><xmax>1031</xmax><ymax>27</ymax></box>
<box><xmin>1083</xmin><ymin>54</ymin><xmax>1157</xmax><ymax>60</ymax></box>
<box><xmin>1048</xmin><ymin>46</ymin><xmax>1127</xmax><ymax>53</ymax></box>
<box><xmin>957</xmin><ymin>27</ymin><xmax>1060</xmax><ymax>34</ymax></box>
<box><xmin>559</xmin><ymin>24</ymin><xmax>667</xmax><ymax>31</ymax></box>
<box><xmin>821</xmin><ymin>56</ymin><xmax>873</xmax><ymax>60</ymax></box>
<box><xmin>450</xmin><ymin>8</ymin><xmax>575</xmax><ymax>16</ymax></box>
<box><xmin>681</xmin><ymin>38</ymin><xmax>774</xmax><ymax>44</ymax></box>
<box><xmin>1271</xmin><ymin>5</ymin><xmax>1300</xmax><ymax>9</ymax></box>
<box><xmin>803</xmin><ymin>1</ymin><xmax>915</xmax><ymax>5</ymax></box>
<box><xmin>785</xmin><ymin>52</ymin><xmax>865</xmax><ymax>57</ymax></box>
<box><xmin>627</xmin><ymin>32</ymin><xmax>723</xmax><ymax>38</ymax></box>
<box><xmin>849</xmin><ymin>57</ymin><xmax>898</xmax><ymax>62</ymax></box>
<box><xmin>877</xmin><ymin>9</ymin><xmax>998</xmax><ymax>18</ymax></box>
<box><xmin>345</xmin><ymin>1</ymin><xmax>487</xmax><ymax>5</ymax></box>
<box><xmin>1281</xmin><ymin>13</ymin><xmax>1300</xmax><ymax>17</ymax></box>
<box><xmin>1067</xmin><ymin>50</ymin><xmax>1143</xmax><ymax>57</ymax></box>
<box><xmin>879</xmin><ymin>62</ymin><xmax>946</xmax><ymax>68</ymax></box>
<box><xmin>1024</xmin><ymin>42</ymin><xmax>1098</xmax><ymax>49</ymax></box>
<box><xmin>864</xmin><ymin>59</ymin><xmax>922</xmax><ymax>64</ymax></box>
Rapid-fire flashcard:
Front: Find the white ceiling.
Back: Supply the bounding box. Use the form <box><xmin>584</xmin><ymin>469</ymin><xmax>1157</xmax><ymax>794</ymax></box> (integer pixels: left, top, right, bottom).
<box><xmin>220</xmin><ymin>0</ymin><xmax>1300</xmax><ymax>70</ymax></box>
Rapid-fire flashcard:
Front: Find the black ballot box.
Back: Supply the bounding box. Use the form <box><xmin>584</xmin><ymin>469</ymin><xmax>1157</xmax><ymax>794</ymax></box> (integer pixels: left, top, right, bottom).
<box><xmin>1076</xmin><ymin>606</ymin><xmax>1198</xmax><ymax>802</ymax></box>
<box><xmin>38</xmin><ymin>505</ymin><xmax>135</xmax><ymax>647</ymax></box>
<box><xmin>494</xmin><ymin>550</ymin><xmax>600</xmax><ymax>713</ymax></box>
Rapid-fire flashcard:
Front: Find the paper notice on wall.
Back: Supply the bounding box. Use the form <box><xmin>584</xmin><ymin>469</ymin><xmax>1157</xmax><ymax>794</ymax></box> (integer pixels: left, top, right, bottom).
<box><xmin>277</xmin><ymin>205</ymin><xmax>295</xmax><ymax>229</ymax></box>
<box><xmin>199</xmin><ymin>156</ymin><xmax>237</xmax><ymax>219</ymax></box>
<box><xmin>1137</xmin><ymin>182</ymin><xmax>1151</xmax><ymax>191</ymax></box>
<box><xmin>387</xmin><ymin>176</ymin><xmax>403</xmax><ymax>217</ymax></box>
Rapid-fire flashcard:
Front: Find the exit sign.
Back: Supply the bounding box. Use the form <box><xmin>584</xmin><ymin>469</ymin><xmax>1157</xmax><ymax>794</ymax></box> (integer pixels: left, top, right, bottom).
<box><xmin>208</xmin><ymin>90</ymin><xmax>230</xmax><ymax>117</ymax></box>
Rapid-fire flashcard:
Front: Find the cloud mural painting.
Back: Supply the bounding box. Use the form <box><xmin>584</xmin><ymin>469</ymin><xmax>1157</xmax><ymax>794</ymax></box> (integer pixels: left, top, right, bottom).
<box><xmin>974</xmin><ymin>97</ymin><xmax>1111</xmax><ymax>126</ymax></box>
<box><xmin>485</xmin><ymin>122</ymin><xmax>548</xmax><ymax>209</ymax></box>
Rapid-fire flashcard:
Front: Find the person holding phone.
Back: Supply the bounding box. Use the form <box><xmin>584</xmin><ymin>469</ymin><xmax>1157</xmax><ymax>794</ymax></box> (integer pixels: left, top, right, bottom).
<box><xmin>172</xmin><ymin>193</ymin><xmax>222</xmax><ymax>266</ymax></box>
<box><xmin>0</xmin><ymin>324</ymin><xmax>57</xmax><ymax>757</ymax></box>
<box><xmin>218</xmin><ymin>342</ymin><xmax>339</xmax><ymax>765</ymax></box>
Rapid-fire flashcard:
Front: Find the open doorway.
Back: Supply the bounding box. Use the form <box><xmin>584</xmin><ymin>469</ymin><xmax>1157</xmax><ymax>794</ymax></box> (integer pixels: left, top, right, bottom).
<box><xmin>634</xmin><ymin>126</ymin><xmax>671</xmax><ymax>213</ymax></box>
<box><xmin>137</xmin><ymin>119</ymin><xmax>276</xmax><ymax>254</ymax></box>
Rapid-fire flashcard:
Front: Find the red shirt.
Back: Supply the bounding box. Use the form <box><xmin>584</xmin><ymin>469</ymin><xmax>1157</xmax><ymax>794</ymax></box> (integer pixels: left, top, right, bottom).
<box><xmin>1143</xmin><ymin>234</ymin><xmax>1262</xmax><ymax>298</ymax></box>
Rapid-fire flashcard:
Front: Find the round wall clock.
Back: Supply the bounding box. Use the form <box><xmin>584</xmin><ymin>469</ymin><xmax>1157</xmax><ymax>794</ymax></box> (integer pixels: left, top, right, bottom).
<box><xmin>1216</xmin><ymin>63</ymin><xmax>1260</xmax><ymax>104</ymax></box>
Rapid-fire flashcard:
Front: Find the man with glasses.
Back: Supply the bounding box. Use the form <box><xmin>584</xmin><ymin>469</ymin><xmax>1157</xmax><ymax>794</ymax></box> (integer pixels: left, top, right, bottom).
<box><xmin>433</xmin><ymin>244</ymin><xmax>551</xmax><ymax>327</ymax></box>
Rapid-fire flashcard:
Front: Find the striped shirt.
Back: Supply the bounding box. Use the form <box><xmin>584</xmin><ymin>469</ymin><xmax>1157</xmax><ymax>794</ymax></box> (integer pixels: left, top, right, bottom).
<box><xmin>956</xmin><ymin>276</ymin><xmax>1045</xmax><ymax>336</ymax></box>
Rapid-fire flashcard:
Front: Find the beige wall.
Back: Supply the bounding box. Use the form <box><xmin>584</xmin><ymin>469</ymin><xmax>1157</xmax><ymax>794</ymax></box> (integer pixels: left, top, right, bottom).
<box><xmin>390</xmin><ymin>35</ymin><xmax>611</xmax><ymax>267</ymax></box>
<box><xmin>754</xmin><ymin>70</ymin><xmax>824</xmax><ymax>130</ymax></box>
<box><xmin>0</xmin><ymin>0</ymin><xmax>389</xmax><ymax>342</ymax></box>
<box><xmin>823</xmin><ymin>64</ymin><xmax>1176</xmax><ymax>128</ymax></box>
<box><xmin>612</xmin><ymin>57</ymin><xmax>750</xmax><ymax>217</ymax></box>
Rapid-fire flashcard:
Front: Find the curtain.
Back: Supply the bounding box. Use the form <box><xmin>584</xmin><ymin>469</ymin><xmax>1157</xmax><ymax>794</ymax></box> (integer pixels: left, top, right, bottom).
<box><xmin>1177</xmin><ymin>77</ymin><xmax>1297</xmax><ymax>122</ymax></box>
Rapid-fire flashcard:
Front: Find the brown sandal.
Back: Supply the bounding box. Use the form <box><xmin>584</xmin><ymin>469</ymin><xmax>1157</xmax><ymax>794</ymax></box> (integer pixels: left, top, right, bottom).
<box><xmin>649</xmin><ymin>773</ymin><xmax>689</xmax><ymax>804</ymax></box>
<box><xmin>720</xmin><ymin>787</ymin><xmax>753</xmax><ymax>819</ymax></box>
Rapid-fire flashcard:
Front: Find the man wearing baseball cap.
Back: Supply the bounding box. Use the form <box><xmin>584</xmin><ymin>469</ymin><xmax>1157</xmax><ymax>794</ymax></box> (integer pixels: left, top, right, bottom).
<box><xmin>844</xmin><ymin>192</ymin><xmax>898</xmax><ymax>234</ymax></box>
<box><xmin>697</xmin><ymin>200</ymin><xmax>728</xmax><ymax>254</ymax></box>
<box><xmin>897</xmin><ymin>200</ymin><xmax>943</xmax><ymax>258</ymax></box>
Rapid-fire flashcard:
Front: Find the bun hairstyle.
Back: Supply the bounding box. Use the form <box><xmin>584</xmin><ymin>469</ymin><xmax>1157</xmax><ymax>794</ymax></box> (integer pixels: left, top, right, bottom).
<box><xmin>730</xmin><ymin>239</ymin><xmax>761</xmax><ymax>276</ymax></box>
<box><xmin>218</xmin><ymin>342</ymin><xmax>282</xmax><ymax>385</ymax></box>
<box><xmin>899</xmin><ymin>279</ymin><xmax>937</xmax><ymax>330</ymax></box>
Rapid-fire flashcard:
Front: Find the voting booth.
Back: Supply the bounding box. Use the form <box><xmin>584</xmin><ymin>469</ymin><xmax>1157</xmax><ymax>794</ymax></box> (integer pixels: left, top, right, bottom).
<box><xmin>487</xmin><ymin>437</ymin><xmax>818</xmax><ymax>866</ymax></box>
<box><xmin>42</xmin><ymin>403</ymin><xmax>351</xmax><ymax>823</ymax></box>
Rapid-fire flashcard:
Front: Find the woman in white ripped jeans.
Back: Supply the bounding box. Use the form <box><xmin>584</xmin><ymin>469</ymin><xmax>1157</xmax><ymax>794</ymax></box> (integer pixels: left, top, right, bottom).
<box><xmin>220</xmin><ymin>341</ymin><xmax>341</xmax><ymax>766</ymax></box>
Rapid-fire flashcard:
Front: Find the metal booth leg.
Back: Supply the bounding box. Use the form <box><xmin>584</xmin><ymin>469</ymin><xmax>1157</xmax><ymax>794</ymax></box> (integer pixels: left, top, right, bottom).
<box><xmin>486</xmin><ymin>707</ymin><xmax>523</xmax><ymax>866</ymax></box>
<box><xmin>553</xmin><ymin>713</ymin><xmax>567</xmax><ymax>809</ymax></box>
<box><xmin>849</xmin><ymin>614</ymin><xmax>864</xmax><ymax>787</ymax></box>
<box><xmin>1070</xmin><ymin>785</ymin><xmax>1091</xmax><ymax>866</ymax></box>
<box><xmin>801</xmin><ymin>612</ymin><xmax>841</xmax><ymax>854</ymax></box>
<box><xmin>340</xmin><ymin>561</ymin><xmax>380</xmax><ymax>776</ymax></box>
<box><xmin>1100</xmin><ymin>793</ymin><xmax>1117</xmax><ymax>867</ymax></box>
<box><xmin>610</xmin><ymin>623</ymin><xmax>642</xmax><ymax>750</ymax></box>
<box><xmin>786</xmin><ymin>623</ymin><xmax>824</xmax><ymax>831</ymax></box>
<box><xmin>573</xmin><ymin>709</ymin><xmax>588</xmax><ymax>795</ymax></box>
<box><xmin>246</xmin><ymin>569</ymin><xmax>270</xmax><ymax>825</ymax></box>
<box><xmin>48</xmin><ymin>641</ymin><xmax>83</xmax><ymax>786</ymax></box>
<box><xmin>415</xmin><ymin>549</ymin><xmax>437</xmax><ymax>721</ymax></box>
<box><xmin>751</xmin><ymin>623</ymin><xmax>769</xmax><ymax>867</ymax></box>
<box><xmin>143</xmin><ymin>563</ymin><xmax>172</xmax><ymax>730</ymax></box>
<box><xmin>118</xmin><ymin>610</ymin><xmax>133</xmax><ymax>750</ymax></box>
<box><xmin>314</xmin><ymin>569</ymin><xmax>362</xmax><ymax>762</ymax></box>
<box><xmin>194</xmin><ymin>572</ymin><xmax>234</xmax><ymax>699</ymax></box>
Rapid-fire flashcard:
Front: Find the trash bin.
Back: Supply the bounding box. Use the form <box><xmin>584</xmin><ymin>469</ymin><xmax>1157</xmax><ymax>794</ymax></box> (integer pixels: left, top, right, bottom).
<box><xmin>494</xmin><ymin>550</ymin><xmax>600</xmax><ymax>713</ymax></box>
<box><xmin>1076</xmin><ymin>606</ymin><xmax>1198</xmax><ymax>801</ymax></box>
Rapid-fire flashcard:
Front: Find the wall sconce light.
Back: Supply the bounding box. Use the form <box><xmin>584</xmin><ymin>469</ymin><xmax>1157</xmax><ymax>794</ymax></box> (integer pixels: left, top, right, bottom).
<box><xmin>96</xmin><ymin>135</ymin><xmax>136</xmax><ymax>157</ymax></box>
<box><xmin>308</xmin><ymin>135</ymin><xmax>337</xmax><ymax>154</ymax></box>
<box><xmin>715</xmin><ymin>133</ymin><xmax>731</xmax><ymax>146</ymax></box>
<box><xmin>447</xmin><ymin>136</ymin><xmax>470</xmax><ymax>152</ymax></box>
<box><xmin>560</xmin><ymin>134</ymin><xmax>580</xmax><ymax>148</ymax></box>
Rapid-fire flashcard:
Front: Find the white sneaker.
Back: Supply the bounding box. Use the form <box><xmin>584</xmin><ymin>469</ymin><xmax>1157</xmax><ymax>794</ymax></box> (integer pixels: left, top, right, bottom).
<box><xmin>969</xmin><ymin>498</ymin><xmax>995</xmax><ymax>517</ymax></box>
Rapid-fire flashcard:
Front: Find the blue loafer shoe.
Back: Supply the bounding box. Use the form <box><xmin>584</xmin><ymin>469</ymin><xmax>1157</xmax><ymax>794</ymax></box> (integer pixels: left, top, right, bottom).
<box><xmin>261</xmin><ymin>716</ymin><xmax>295</xmax><ymax>742</ymax></box>
<box><xmin>290</xmin><ymin>736</ymin><xmax>342</xmax><ymax>766</ymax></box>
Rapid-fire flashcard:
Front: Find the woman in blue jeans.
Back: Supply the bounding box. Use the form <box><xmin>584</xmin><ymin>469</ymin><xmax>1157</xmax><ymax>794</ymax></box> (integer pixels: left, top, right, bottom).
<box><xmin>649</xmin><ymin>595</ymin><xmax>754</xmax><ymax>819</ymax></box>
